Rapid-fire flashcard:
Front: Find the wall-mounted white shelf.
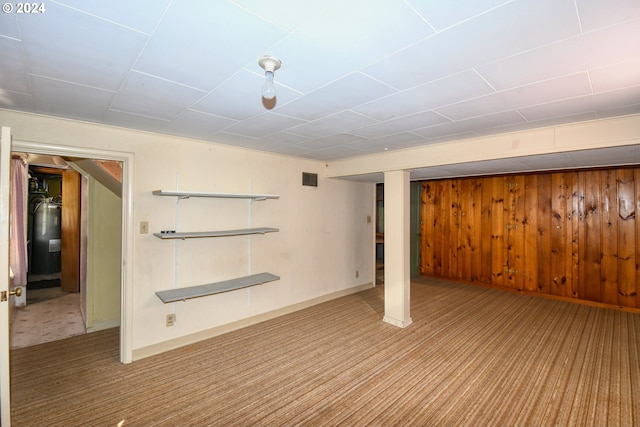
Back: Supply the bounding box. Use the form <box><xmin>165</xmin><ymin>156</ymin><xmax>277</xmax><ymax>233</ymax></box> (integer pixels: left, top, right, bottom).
<box><xmin>152</xmin><ymin>190</ymin><xmax>279</xmax><ymax>200</ymax></box>
<box><xmin>155</xmin><ymin>272</ymin><xmax>280</xmax><ymax>303</ymax></box>
<box><xmin>153</xmin><ymin>227</ymin><xmax>278</xmax><ymax>239</ymax></box>
<box><xmin>153</xmin><ymin>188</ymin><xmax>280</xmax><ymax>303</ymax></box>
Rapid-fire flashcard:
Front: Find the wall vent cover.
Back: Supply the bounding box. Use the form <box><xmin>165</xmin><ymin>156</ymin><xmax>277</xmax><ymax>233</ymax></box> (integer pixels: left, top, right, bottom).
<box><xmin>302</xmin><ymin>172</ymin><xmax>318</xmax><ymax>187</ymax></box>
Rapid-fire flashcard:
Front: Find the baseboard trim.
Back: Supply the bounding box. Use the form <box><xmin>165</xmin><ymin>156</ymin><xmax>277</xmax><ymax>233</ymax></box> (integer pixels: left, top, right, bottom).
<box><xmin>382</xmin><ymin>316</ymin><xmax>413</xmax><ymax>328</ymax></box>
<box><xmin>87</xmin><ymin>319</ymin><xmax>120</xmax><ymax>333</ymax></box>
<box><xmin>133</xmin><ymin>282</ymin><xmax>375</xmax><ymax>361</ymax></box>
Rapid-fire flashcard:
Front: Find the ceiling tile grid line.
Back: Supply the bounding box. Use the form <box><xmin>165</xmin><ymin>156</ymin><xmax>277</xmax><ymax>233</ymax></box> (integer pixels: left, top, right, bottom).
<box><xmin>0</xmin><ymin>0</ymin><xmax>639</xmax><ymax>168</ymax></box>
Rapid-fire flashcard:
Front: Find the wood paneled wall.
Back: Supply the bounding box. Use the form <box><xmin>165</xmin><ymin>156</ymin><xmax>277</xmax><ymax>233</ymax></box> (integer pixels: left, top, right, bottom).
<box><xmin>420</xmin><ymin>167</ymin><xmax>640</xmax><ymax>309</ymax></box>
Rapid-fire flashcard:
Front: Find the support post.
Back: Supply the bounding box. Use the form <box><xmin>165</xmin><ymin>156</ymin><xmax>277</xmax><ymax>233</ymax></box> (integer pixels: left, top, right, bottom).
<box><xmin>382</xmin><ymin>170</ymin><xmax>413</xmax><ymax>328</ymax></box>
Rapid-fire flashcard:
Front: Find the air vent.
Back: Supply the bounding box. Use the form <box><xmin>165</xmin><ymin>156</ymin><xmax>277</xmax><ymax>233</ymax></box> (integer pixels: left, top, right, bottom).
<box><xmin>302</xmin><ymin>172</ymin><xmax>318</xmax><ymax>187</ymax></box>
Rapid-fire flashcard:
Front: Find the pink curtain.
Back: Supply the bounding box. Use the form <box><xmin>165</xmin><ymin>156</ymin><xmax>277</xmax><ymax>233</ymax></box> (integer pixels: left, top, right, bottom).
<box><xmin>10</xmin><ymin>158</ymin><xmax>28</xmax><ymax>286</ymax></box>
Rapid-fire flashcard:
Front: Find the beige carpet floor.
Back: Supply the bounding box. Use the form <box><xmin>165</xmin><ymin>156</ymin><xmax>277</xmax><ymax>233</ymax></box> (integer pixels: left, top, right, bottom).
<box><xmin>10</xmin><ymin>277</ymin><xmax>640</xmax><ymax>426</ymax></box>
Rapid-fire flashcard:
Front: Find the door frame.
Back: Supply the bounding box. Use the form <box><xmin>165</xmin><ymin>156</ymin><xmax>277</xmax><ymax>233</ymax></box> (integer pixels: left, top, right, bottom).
<box><xmin>1</xmin><ymin>127</ymin><xmax>13</xmax><ymax>425</ymax></box>
<box><xmin>12</xmin><ymin>139</ymin><xmax>134</xmax><ymax>364</ymax></box>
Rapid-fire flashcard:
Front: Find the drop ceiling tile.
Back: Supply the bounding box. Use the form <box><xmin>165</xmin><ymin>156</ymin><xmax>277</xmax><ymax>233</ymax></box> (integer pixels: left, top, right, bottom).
<box><xmin>232</xmin><ymin>0</ymin><xmax>330</xmax><ymax>31</ymax></box>
<box><xmin>354</xmin><ymin>70</ymin><xmax>494</xmax><ymax>121</ymax></box>
<box><xmin>207</xmin><ymin>131</ymin><xmax>258</xmax><ymax>146</ymax></box>
<box><xmin>0</xmin><ymin>37</ymin><xmax>29</xmax><ymax>93</ymax></box>
<box><xmin>519</xmin><ymin>86</ymin><xmax>640</xmax><ymax>121</ymax></box>
<box><xmin>162</xmin><ymin>110</ymin><xmax>237</xmax><ymax>139</ymax></box>
<box><xmin>134</xmin><ymin>0</ymin><xmax>287</xmax><ymax>91</ymax></box>
<box><xmin>342</xmin><ymin>172</ymin><xmax>384</xmax><ymax>183</ymax></box>
<box><xmin>473</xmin><ymin>112</ymin><xmax>598</xmax><ymax>137</ymax></box>
<box><xmin>411</xmin><ymin>164</ymin><xmax>480</xmax><ymax>180</ymax></box>
<box><xmin>407</xmin><ymin>0</ymin><xmax>511</xmax><ymax>31</ymax></box>
<box><xmin>568</xmin><ymin>146</ymin><xmax>640</xmax><ymax>167</ymax></box>
<box><xmin>477</xmin><ymin>18</ymin><xmax>640</xmax><ymax>91</ymax></box>
<box><xmin>288</xmin><ymin>110</ymin><xmax>377</xmax><ymax>138</ymax></box>
<box><xmin>414</xmin><ymin>110</ymin><xmax>526</xmax><ymax>138</ymax></box>
<box><xmin>191</xmin><ymin>71</ymin><xmax>269</xmax><ymax>121</ymax></box>
<box><xmin>351</xmin><ymin>111</ymin><xmax>450</xmax><ymax>138</ymax></box>
<box><xmin>254</xmin><ymin>132</ymin><xmax>311</xmax><ymax>149</ymax></box>
<box><xmin>364</xmin><ymin>0</ymin><xmax>581</xmax><ymax>90</ymax></box>
<box><xmin>191</xmin><ymin>70</ymin><xmax>299</xmax><ymax>121</ymax></box>
<box><xmin>216</xmin><ymin>136</ymin><xmax>293</xmax><ymax>152</ymax></box>
<box><xmin>0</xmin><ymin>11</ymin><xmax>19</xmax><ymax>38</ymax></box>
<box><xmin>436</xmin><ymin>73</ymin><xmax>593</xmax><ymax>121</ymax></box>
<box><xmin>2</xmin><ymin>1</ymin><xmax>638</xmax><ymax>164</ymax></box>
<box><xmin>590</xmin><ymin>59</ymin><xmax>640</xmax><ymax>92</ymax></box>
<box><xmin>55</xmin><ymin>0</ymin><xmax>170</xmax><ymax>34</ymax></box>
<box><xmin>0</xmin><ymin>91</ymin><xmax>34</xmax><ymax>112</ymax></box>
<box><xmin>299</xmin><ymin>133</ymin><xmax>368</xmax><ymax>151</ymax></box>
<box><xmin>110</xmin><ymin>71</ymin><xmax>207</xmax><ymax>120</ymax></box>
<box><xmin>576</xmin><ymin>0</ymin><xmax>640</xmax><ymax>31</ymax></box>
<box><xmin>460</xmin><ymin>158</ymin><xmax>528</xmax><ymax>174</ymax></box>
<box><xmin>304</xmin><ymin>145</ymin><xmax>366</xmax><ymax>161</ymax></box>
<box><xmin>510</xmin><ymin>152</ymin><xmax>575</xmax><ymax>170</ymax></box>
<box><xmin>29</xmin><ymin>75</ymin><xmax>115</xmax><ymax>121</ymax></box>
<box><xmin>103</xmin><ymin>109</ymin><xmax>170</xmax><ymax>133</ymax></box>
<box><xmin>270</xmin><ymin>144</ymin><xmax>318</xmax><ymax>158</ymax></box>
<box><xmin>19</xmin><ymin>3</ymin><xmax>148</xmax><ymax>90</ymax></box>
<box><xmin>351</xmin><ymin>132</ymin><xmax>423</xmax><ymax>150</ymax></box>
<box><xmin>222</xmin><ymin>112</ymin><xmax>306</xmax><ymax>138</ymax></box>
<box><xmin>276</xmin><ymin>72</ymin><xmax>397</xmax><ymax>121</ymax></box>
<box><xmin>270</xmin><ymin>0</ymin><xmax>435</xmax><ymax>93</ymax></box>
<box><xmin>420</xmin><ymin>132</ymin><xmax>478</xmax><ymax>144</ymax></box>
<box><xmin>596</xmin><ymin>103</ymin><xmax>640</xmax><ymax>119</ymax></box>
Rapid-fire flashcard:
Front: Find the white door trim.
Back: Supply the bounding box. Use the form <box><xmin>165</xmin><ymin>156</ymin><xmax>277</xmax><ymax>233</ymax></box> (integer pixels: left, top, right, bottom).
<box><xmin>12</xmin><ymin>139</ymin><xmax>134</xmax><ymax>364</ymax></box>
<box><xmin>1</xmin><ymin>126</ymin><xmax>13</xmax><ymax>426</ymax></box>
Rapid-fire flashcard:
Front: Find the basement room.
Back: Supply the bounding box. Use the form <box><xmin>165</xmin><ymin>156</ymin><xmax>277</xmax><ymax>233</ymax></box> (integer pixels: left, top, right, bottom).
<box><xmin>1</xmin><ymin>1</ymin><xmax>639</xmax><ymax>426</ymax></box>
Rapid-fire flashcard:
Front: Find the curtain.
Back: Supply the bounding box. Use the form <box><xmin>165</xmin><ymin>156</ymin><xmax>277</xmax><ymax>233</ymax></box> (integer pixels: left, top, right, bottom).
<box><xmin>10</xmin><ymin>158</ymin><xmax>28</xmax><ymax>286</ymax></box>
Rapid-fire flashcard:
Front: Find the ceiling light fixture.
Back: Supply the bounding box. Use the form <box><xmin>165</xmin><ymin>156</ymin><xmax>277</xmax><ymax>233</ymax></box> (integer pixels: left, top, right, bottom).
<box><xmin>258</xmin><ymin>55</ymin><xmax>282</xmax><ymax>100</ymax></box>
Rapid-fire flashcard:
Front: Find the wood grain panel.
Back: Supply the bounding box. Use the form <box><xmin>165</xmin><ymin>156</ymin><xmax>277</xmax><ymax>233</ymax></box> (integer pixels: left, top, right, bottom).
<box><xmin>504</xmin><ymin>177</ymin><xmax>517</xmax><ymax>289</ymax></box>
<box><xmin>550</xmin><ymin>173</ymin><xmax>569</xmax><ymax>297</ymax></box>
<box><xmin>458</xmin><ymin>178</ymin><xmax>471</xmax><ymax>281</ymax></box>
<box><xmin>61</xmin><ymin>169</ymin><xmax>81</xmax><ymax>293</ymax></box>
<box><xmin>419</xmin><ymin>166</ymin><xmax>640</xmax><ymax>310</ymax></box>
<box><xmin>420</xmin><ymin>182</ymin><xmax>435</xmax><ymax>276</ymax></box>
<box><xmin>510</xmin><ymin>175</ymin><xmax>525</xmax><ymax>290</ymax></box>
<box><xmin>490</xmin><ymin>177</ymin><xmax>505</xmax><ymax>286</ymax></box>
<box><xmin>569</xmin><ymin>172</ymin><xmax>580</xmax><ymax>299</ymax></box>
<box><xmin>433</xmin><ymin>181</ymin><xmax>445</xmax><ymax>277</ymax></box>
<box><xmin>480</xmin><ymin>179</ymin><xmax>493</xmax><ymax>284</ymax></box>
<box><xmin>537</xmin><ymin>174</ymin><xmax>552</xmax><ymax>294</ymax></box>
<box><xmin>469</xmin><ymin>179</ymin><xmax>483</xmax><ymax>282</ymax></box>
<box><xmin>444</xmin><ymin>181</ymin><xmax>458</xmax><ymax>279</ymax></box>
<box><xmin>523</xmin><ymin>175</ymin><xmax>539</xmax><ymax>292</ymax></box>
<box><xmin>617</xmin><ymin>168</ymin><xmax>636</xmax><ymax>307</ymax></box>
<box><xmin>576</xmin><ymin>172</ymin><xmax>587</xmax><ymax>300</ymax></box>
<box><xmin>583</xmin><ymin>170</ymin><xmax>602</xmax><ymax>302</ymax></box>
<box><xmin>601</xmin><ymin>170</ymin><xmax>618</xmax><ymax>304</ymax></box>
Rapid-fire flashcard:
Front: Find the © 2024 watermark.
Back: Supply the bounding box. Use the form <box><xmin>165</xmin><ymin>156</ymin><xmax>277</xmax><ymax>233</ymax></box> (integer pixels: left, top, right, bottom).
<box><xmin>2</xmin><ymin>2</ymin><xmax>46</xmax><ymax>13</ymax></box>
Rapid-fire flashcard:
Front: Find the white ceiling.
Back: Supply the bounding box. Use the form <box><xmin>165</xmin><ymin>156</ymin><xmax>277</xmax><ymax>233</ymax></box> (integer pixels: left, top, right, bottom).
<box><xmin>1</xmin><ymin>0</ymin><xmax>640</xmax><ymax>176</ymax></box>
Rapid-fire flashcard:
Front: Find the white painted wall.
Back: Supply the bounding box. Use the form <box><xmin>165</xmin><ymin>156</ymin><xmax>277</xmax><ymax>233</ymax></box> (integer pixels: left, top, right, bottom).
<box><xmin>86</xmin><ymin>175</ymin><xmax>122</xmax><ymax>331</ymax></box>
<box><xmin>0</xmin><ymin>110</ymin><xmax>375</xmax><ymax>356</ymax></box>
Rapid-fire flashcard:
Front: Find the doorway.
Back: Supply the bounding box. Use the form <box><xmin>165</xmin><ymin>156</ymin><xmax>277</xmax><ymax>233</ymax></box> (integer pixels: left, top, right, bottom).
<box><xmin>9</xmin><ymin>139</ymin><xmax>134</xmax><ymax>364</ymax></box>
<box><xmin>10</xmin><ymin>153</ymin><xmax>123</xmax><ymax>349</ymax></box>
<box><xmin>375</xmin><ymin>181</ymin><xmax>422</xmax><ymax>284</ymax></box>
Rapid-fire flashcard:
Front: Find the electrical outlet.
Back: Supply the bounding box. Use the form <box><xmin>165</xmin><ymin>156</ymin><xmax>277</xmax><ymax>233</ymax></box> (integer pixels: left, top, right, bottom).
<box><xmin>166</xmin><ymin>313</ymin><xmax>176</xmax><ymax>327</ymax></box>
<box><xmin>140</xmin><ymin>221</ymin><xmax>149</xmax><ymax>234</ymax></box>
